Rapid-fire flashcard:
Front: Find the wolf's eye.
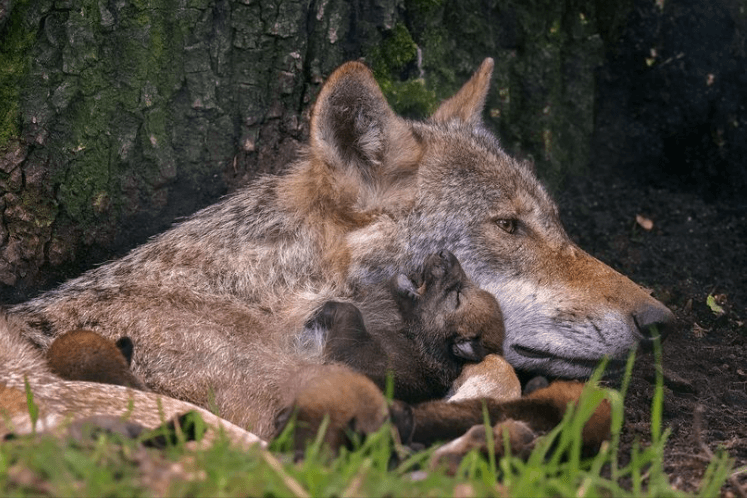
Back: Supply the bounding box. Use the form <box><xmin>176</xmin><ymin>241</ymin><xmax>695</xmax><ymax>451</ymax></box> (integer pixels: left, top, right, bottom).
<box><xmin>495</xmin><ymin>218</ymin><xmax>517</xmax><ymax>234</ymax></box>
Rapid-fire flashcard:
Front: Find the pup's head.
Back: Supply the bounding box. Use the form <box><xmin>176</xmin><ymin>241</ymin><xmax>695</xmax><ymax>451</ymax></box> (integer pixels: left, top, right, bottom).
<box><xmin>391</xmin><ymin>250</ymin><xmax>504</xmax><ymax>364</ymax></box>
<box><xmin>46</xmin><ymin>329</ymin><xmax>146</xmax><ymax>390</ymax></box>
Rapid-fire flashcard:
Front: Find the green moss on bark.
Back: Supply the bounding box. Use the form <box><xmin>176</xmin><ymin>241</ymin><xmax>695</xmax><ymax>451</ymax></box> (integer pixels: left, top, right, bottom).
<box><xmin>47</xmin><ymin>0</ymin><xmax>191</xmax><ymax>228</ymax></box>
<box><xmin>371</xmin><ymin>23</ymin><xmax>418</xmax><ymax>78</ymax></box>
<box><xmin>0</xmin><ymin>0</ymin><xmax>34</xmax><ymax>148</ymax></box>
<box><xmin>400</xmin><ymin>0</ymin><xmax>613</xmax><ymax>186</ymax></box>
<box><xmin>369</xmin><ymin>23</ymin><xmax>440</xmax><ymax>118</ymax></box>
<box><xmin>18</xmin><ymin>190</ymin><xmax>58</xmax><ymax>230</ymax></box>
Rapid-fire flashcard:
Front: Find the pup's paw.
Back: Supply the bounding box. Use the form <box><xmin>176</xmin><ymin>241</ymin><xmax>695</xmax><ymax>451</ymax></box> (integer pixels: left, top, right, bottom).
<box><xmin>430</xmin><ymin>419</ymin><xmax>536</xmax><ymax>474</ymax></box>
<box><xmin>525</xmin><ymin>380</ymin><xmax>611</xmax><ymax>451</ymax></box>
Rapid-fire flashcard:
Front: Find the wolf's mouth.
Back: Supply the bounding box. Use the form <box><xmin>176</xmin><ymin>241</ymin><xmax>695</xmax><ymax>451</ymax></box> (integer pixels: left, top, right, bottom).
<box><xmin>512</xmin><ymin>345</ymin><xmax>625</xmax><ymax>373</ymax></box>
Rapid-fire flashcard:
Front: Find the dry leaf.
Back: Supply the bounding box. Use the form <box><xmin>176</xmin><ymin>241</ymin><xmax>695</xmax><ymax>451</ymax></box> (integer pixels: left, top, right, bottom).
<box><xmin>692</xmin><ymin>322</ymin><xmax>708</xmax><ymax>338</ymax></box>
<box><xmin>707</xmin><ymin>294</ymin><xmax>725</xmax><ymax>315</ymax></box>
<box><xmin>636</xmin><ymin>214</ymin><xmax>654</xmax><ymax>230</ymax></box>
<box><xmin>684</xmin><ymin>298</ymin><xmax>693</xmax><ymax>313</ymax></box>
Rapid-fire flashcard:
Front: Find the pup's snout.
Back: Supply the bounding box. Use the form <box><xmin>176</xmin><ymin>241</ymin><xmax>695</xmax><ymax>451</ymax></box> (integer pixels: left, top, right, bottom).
<box><xmin>438</xmin><ymin>249</ymin><xmax>458</xmax><ymax>268</ymax></box>
<box><xmin>451</xmin><ymin>338</ymin><xmax>486</xmax><ymax>363</ymax></box>
<box><xmin>633</xmin><ymin>300</ymin><xmax>675</xmax><ymax>351</ymax></box>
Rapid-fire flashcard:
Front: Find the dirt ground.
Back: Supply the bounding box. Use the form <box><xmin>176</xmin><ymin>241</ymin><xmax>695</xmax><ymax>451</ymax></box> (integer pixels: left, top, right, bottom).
<box><xmin>557</xmin><ymin>168</ymin><xmax>747</xmax><ymax>494</ymax></box>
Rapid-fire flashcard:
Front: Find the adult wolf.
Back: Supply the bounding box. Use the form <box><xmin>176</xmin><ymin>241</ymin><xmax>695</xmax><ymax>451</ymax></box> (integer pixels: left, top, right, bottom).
<box><xmin>6</xmin><ymin>58</ymin><xmax>672</xmax><ymax>439</ymax></box>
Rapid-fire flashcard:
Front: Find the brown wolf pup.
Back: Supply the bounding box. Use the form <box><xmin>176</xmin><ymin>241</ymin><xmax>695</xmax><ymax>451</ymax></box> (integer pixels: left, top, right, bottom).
<box><xmin>46</xmin><ymin>330</ymin><xmax>147</xmax><ymax>390</ymax></box>
<box><xmin>6</xmin><ymin>59</ymin><xmax>671</xmax><ymax>444</ymax></box>
<box><xmin>408</xmin><ymin>379</ymin><xmax>611</xmax><ymax>449</ymax></box>
<box><xmin>316</xmin><ymin>250</ymin><xmax>505</xmax><ymax>402</ymax></box>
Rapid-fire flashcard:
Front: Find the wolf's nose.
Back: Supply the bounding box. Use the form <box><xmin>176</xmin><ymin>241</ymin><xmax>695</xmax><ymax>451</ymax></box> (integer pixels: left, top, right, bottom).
<box><xmin>633</xmin><ymin>301</ymin><xmax>675</xmax><ymax>351</ymax></box>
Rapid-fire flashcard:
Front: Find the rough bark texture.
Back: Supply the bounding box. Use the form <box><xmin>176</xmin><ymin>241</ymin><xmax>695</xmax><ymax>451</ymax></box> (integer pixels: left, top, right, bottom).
<box><xmin>0</xmin><ymin>0</ymin><xmax>744</xmax><ymax>301</ymax></box>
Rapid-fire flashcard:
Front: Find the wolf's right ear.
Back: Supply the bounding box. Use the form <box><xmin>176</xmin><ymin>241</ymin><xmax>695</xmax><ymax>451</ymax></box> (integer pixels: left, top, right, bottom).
<box><xmin>310</xmin><ymin>62</ymin><xmax>394</xmax><ymax>171</ymax></box>
<box><xmin>310</xmin><ymin>62</ymin><xmax>417</xmax><ymax>179</ymax></box>
<box><xmin>430</xmin><ymin>58</ymin><xmax>494</xmax><ymax>126</ymax></box>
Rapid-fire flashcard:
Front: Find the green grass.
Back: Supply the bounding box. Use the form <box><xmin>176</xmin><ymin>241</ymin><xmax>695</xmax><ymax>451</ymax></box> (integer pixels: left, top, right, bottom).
<box><xmin>0</xmin><ymin>347</ymin><xmax>733</xmax><ymax>497</ymax></box>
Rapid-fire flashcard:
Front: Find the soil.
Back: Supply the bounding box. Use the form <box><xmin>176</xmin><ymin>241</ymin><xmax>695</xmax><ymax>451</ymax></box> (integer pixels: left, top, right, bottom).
<box><xmin>557</xmin><ymin>168</ymin><xmax>747</xmax><ymax>495</ymax></box>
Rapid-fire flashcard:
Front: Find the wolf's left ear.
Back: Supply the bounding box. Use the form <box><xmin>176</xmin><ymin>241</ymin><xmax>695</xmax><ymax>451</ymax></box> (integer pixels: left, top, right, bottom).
<box><xmin>310</xmin><ymin>61</ymin><xmax>417</xmax><ymax>177</ymax></box>
<box><xmin>430</xmin><ymin>58</ymin><xmax>494</xmax><ymax>126</ymax></box>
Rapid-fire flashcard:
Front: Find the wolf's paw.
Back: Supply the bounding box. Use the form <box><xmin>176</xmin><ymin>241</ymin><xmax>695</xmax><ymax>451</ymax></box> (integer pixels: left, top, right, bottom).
<box><xmin>275</xmin><ymin>365</ymin><xmax>412</xmax><ymax>457</ymax></box>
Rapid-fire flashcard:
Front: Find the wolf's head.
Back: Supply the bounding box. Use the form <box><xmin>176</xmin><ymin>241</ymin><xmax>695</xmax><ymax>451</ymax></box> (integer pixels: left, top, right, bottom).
<box><xmin>307</xmin><ymin>59</ymin><xmax>673</xmax><ymax>378</ymax></box>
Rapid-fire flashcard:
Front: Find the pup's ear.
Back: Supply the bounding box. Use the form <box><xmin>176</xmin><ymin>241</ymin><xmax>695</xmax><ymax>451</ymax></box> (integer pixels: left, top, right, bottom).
<box><xmin>393</xmin><ymin>274</ymin><xmax>422</xmax><ymax>301</ymax></box>
<box><xmin>430</xmin><ymin>58</ymin><xmax>494</xmax><ymax>126</ymax></box>
<box><xmin>310</xmin><ymin>61</ymin><xmax>417</xmax><ymax>177</ymax></box>
<box><xmin>115</xmin><ymin>337</ymin><xmax>134</xmax><ymax>366</ymax></box>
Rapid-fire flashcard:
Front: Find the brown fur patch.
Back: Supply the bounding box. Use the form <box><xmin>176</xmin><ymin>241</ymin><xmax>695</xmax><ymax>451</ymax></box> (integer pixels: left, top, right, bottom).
<box><xmin>46</xmin><ymin>330</ymin><xmax>147</xmax><ymax>390</ymax></box>
<box><xmin>279</xmin><ymin>363</ymin><xmax>388</xmax><ymax>453</ymax></box>
<box><xmin>0</xmin><ymin>383</ymin><xmax>29</xmax><ymax>422</ymax></box>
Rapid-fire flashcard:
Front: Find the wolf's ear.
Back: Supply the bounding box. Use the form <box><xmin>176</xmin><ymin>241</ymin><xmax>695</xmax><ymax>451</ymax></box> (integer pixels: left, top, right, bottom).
<box><xmin>310</xmin><ymin>61</ymin><xmax>411</xmax><ymax>175</ymax></box>
<box><xmin>430</xmin><ymin>58</ymin><xmax>494</xmax><ymax>126</ymax></box>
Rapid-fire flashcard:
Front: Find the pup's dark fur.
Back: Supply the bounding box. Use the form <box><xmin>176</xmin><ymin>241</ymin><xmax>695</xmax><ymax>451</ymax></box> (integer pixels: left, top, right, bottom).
<box><xmin>318</xmin><ymin>250</ymin><xmax>504</xmax><ymax>402</ymax></box>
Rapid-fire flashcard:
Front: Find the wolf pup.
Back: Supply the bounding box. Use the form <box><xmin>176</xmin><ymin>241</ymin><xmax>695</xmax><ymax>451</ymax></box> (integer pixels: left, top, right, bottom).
<box><xmin>46</xmin><ymin>330</ymin><xmax>147</xmax><ymax>390</ymax></box>
<box><xmin>316</xmin><ymin>250</ymin><xmax>505</xmax><ymax>403</ymax></box>
<box><xmin>7</xmin><ymin>59</ymin><xmax>671</xmax><ymax>443</ymax></box>
<box><xmin>293</xmin><ymin>252</ymin><xmax>601</xmax><ymax>453</ymax></box>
